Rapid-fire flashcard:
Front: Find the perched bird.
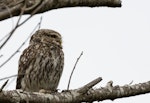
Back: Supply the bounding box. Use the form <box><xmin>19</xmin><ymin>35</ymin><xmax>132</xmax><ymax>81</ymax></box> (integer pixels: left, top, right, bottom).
<box><xmin>16</xmin><ymin>29</ymin><xmax>64</xmax><ymax>92</ymax></box>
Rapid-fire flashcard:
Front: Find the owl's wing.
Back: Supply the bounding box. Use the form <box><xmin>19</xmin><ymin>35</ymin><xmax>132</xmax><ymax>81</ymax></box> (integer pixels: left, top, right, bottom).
<box><xmin>16</xmin><ymin>45</ymin><xmax>35</xmax><ymax>89</ymax></box>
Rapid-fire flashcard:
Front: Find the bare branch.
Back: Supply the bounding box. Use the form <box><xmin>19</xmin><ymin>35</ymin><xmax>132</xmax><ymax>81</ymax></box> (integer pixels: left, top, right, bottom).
<box><xmin>0</xmin><ymin>0</ymin><xmax>45</xmax><ymax>50</ymax></box>
<box><xmin>67</xmin><ymin>51</ymin><xmax>83</xmax><ymax>90</ymax></box>
<box><xmin>0</xmin><ymin>79</ymin><xmax>150</xmax><ymax>103</ymax></box>
<box><xmin>0</xmin><ymin>0</ymin><xmax>122</xmax><ymax>21</ymax></box>
<box><xmin>78</xmin><ymin>77</ymin><xmax>102</xmax><ymax>94</ymax></box>
<box><xmin>0</xmin><ymin>17</ymin><xmax>42</xmax><ymax>68</ymax></box>
<box><xmin>0</xmin><ymin>80</ymin><xmax>9</xmax><ymax>92</ymax></box>
<box><xmin>0</xmin><ymin>1</ymin><xmax>26</xmax><ymax>50</ymax></box>
<box><xmin>0</xmin><ymin>74</ymin><xmax>17</xmax><ymax>81</ymax></box>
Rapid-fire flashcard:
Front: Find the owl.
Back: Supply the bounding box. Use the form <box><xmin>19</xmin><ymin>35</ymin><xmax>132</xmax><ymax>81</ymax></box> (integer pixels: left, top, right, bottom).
<box><xmin>16</xmin><ymin>29</ymin><xmax>64</xmax><ymax>92</ymax></box>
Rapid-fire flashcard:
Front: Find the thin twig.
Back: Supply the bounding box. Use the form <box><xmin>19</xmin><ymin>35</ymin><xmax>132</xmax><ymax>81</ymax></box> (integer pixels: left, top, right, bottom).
<box><xmin>67</xmin><ymin>51</ymin><xmax>83</xmax><ymax>90</ymax></box>
<box><xmin>0</xmin><ymin>17</ymin><xmax>42</xmax><ymax>68</ymax></box>
<box><xmin>38</xmin><ymin>16</ymin><xmax>42</xmax><ymax>29</ymax></box>
<box><xmin>0</xmin><ymin>0</ymin><xmax>45</xmax><ymax>50</ymax></box>
<box><xmin>0</xmin><ymin>75</ymin><xmax>17</xmax><ymax>81</ymax></box>
<box><xmin>17</xmin><ymin>0</ymin><xmax>46</xmax><ymax>27</ymax></box>
<box><xmin>0</xmin><ymin>4</ymin><xmax>14</xmax><ymax>44</ymax></box>
<box><xmin>0</xmin><ymin>1</ymin><xmax>26</xmax><ymax>50</ymax></box>
<box><xmin>4</xmin><ymin>77</ymin><xmax>16</xmax><ymax>89</ymax></box>
<box><xmin>0</xmin><ymin>79</ymin><xmax>9</xmax><ymax>92</ymax></box>
<box><xmin>0</xmin><ymin>72</ymin><xmax>28</xmax><ymax>81</ymax></box>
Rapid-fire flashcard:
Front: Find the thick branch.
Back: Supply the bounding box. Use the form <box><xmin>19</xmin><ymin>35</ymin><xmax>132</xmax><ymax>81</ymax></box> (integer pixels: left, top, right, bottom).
<box><xmin>0</xmin><ymin>79</ymin><xmax>150</xmax><ymax>103</ymax></box>
<box><xmin>0</xmin><ymin>0</ymin><xmax>122</xmax><ymax>21</ymax></box>
<box><xmin>83</xmin><ymin>81</ymin><xmax>150</xmax><ymax>102</ymax></box>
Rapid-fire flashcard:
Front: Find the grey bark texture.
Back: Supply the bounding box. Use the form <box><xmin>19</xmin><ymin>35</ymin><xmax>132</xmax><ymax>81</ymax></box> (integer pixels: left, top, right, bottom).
<box><xmin>0</xmin><ymin>78</ymin><xmax>150</xmax><ymax>103</ymax></box>
<box><xmin>0</xmin><ymin>0</ymin><xmax>121</xmax><ymax>21</ymax></box>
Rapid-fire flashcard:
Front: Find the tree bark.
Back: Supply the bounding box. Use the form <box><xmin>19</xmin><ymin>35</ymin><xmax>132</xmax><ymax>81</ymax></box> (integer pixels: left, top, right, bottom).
<box><xmin>0</xmin><ymin>77</ymin><xmax>150</xmax><ymax>103</ymax></box>
<box><xmin>0</xmin><ymin>0</ymin><xmax>121</xmax><ymax>21</ymax></box>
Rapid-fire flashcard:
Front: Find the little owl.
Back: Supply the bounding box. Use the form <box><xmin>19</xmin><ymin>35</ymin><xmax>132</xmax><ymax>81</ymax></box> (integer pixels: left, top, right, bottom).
<box><xmin>16</xmin><ymin>29</ymin><xmax>64</xmax><ymax>92</ymax></box>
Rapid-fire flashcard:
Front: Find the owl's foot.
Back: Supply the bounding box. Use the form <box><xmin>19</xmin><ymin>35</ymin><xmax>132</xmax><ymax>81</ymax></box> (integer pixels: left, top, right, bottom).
<box><xmin>39</xmin><ymin>89</ymin><xmax>57</xmax><ymax>94</ymax></box>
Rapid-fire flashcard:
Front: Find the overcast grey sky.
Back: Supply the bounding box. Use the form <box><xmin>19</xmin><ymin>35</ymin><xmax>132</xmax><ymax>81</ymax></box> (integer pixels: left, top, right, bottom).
<box><xmin>0</xmin><ymin>0</ymin><xmax>150</xmax><ymax>102</ymax></box>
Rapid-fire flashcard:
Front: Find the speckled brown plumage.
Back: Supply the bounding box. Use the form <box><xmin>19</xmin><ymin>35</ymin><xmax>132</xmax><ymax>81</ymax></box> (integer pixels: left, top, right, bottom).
<box><xmin>16</xmin><ymin>29</ymin><xmax>64</xmax><ymax>92</ymax></box>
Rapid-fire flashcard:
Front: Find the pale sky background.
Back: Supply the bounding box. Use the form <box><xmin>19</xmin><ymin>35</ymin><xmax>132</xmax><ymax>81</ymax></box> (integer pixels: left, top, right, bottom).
<box><xmin>0</xmin><ymin>0</ymin><xmax>150</xmax><ymax>102</ymax></box>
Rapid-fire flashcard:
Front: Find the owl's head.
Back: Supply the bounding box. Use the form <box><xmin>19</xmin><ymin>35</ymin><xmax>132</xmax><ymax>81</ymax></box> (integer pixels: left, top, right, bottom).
<box><xmin>30</xmin><ymin>29</ymin><xmax>62</xmax><ymax>47</ymax></box>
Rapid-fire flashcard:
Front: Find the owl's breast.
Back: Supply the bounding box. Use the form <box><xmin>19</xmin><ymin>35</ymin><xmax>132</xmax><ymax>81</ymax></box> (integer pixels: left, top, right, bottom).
<box><xmin>22</xmin><ymin>44</ymin><xmax>64</xmax><ymax>92</ymax></box>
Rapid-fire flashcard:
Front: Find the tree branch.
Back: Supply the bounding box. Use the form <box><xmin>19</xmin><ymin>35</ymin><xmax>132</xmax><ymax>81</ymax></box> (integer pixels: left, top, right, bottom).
<box><xmin>0</xmin><ymin>0</ymin><xmax>122</xmax><ymax>21</ymax></box>
<box><xmin>0</xmin><ymin>16</ymin><xmax>42</xmax><ymax>68</ymax></box>
<box><xmin>0</xmin><ymin>78</ymin><xmax>149</xmax><ymax>103</ymax></box>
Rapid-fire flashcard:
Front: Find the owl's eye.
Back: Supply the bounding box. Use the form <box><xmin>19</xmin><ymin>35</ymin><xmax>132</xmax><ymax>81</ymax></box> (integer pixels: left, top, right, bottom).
<box><xmin>51</xmin><ymin>35</ymin><xmax>57</xmax><ymax>38</ymax></box>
